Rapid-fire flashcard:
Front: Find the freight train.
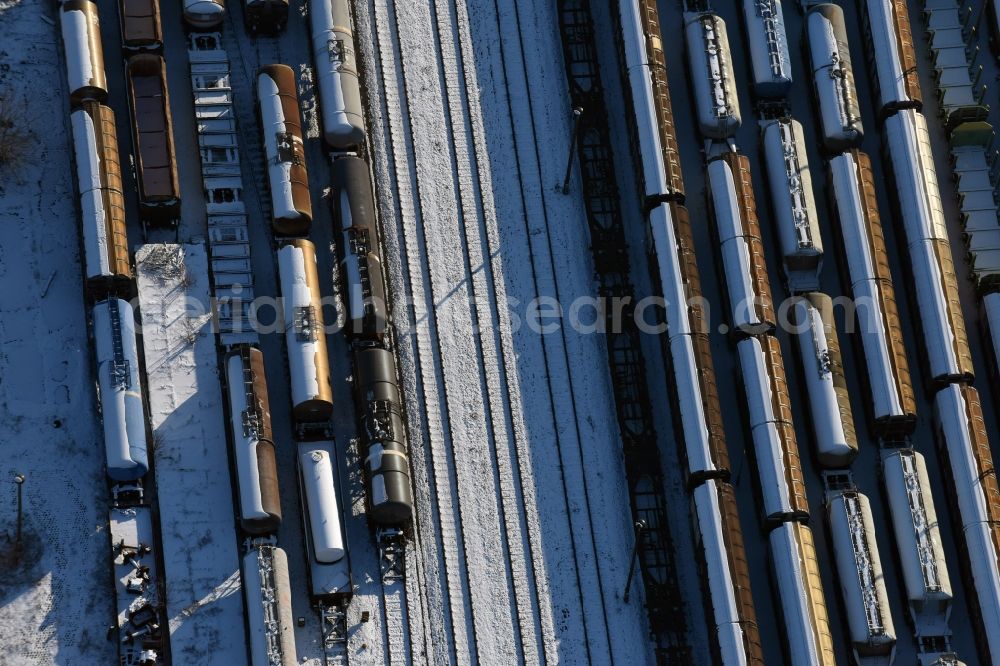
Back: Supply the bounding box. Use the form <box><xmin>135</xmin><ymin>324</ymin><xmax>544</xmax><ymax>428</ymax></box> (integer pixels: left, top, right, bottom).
<box><xmin>805</xmin><ymin>4</ymin><xmax>863</xmax><ymax>151</ymax></box>
<box><xmin>126</xmin><ymin>54</ymin><xmax>181</xmax><ymax>225</ymax></box>
<box><xmin>859</xmin><ymin>0</ymin><xmax>1000</xmax><ymax>660</ymax></box>
<box><xmin>310</xmin><ymin>0</ymin><xmax>366</xmax><ymax>149</ymax></box>
<box><xmin>119</xmin><ymin>0</ymin><xmax>163</xmax><ymax>52</ymax></box>
<box><xmin>277</xmin><ymin>239</ymin><xmax>334</xmax><ymax>424</ymax></box>
<box><xmin>257</xmin><ymin>64</ymin><xmax>312</xmax><ymax>236</ymax></box>
<box><xmin>826</xmin><ymin>149</ymin><xmax>917</xmax><ymax>438</ymax></box>
<box><xmin>760</xmin><ymin>117</ymin><xmax>823</xmax><ymax>294</ymax></box>
<box><xmin>620</xmin><ymin>3</ymin><xmax>767</xmax><ymax>663</ymax></box>
<box><xmin>684</xmin><ymin>11</ymin><xmax>741</xmax><ymax>140</ymax></box>
<box><xmin>790</xmin><ymin>293</ymin><xmax>859</xmax><ymax>467</ymax></box>
<box><xmin>224</xmin><ymin>346</ymin><xmax>283</xmax><ymax>535</ymax></box>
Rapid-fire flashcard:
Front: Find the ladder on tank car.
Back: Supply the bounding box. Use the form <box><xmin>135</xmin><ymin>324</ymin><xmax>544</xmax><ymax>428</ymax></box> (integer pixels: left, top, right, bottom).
<box><xmin>778</xmin><ymin>121</ymin><xmax>814</xmax><ymax>249</ymax></box>
<box><xmin>755</xmin><ymin>0</ymin><xmax>786</xmax><ymax>79</ymax></box>
<box><xmin>844</xmin><ymin>492</ymin><xmax>888</xmax><ymax>638</ymax></box>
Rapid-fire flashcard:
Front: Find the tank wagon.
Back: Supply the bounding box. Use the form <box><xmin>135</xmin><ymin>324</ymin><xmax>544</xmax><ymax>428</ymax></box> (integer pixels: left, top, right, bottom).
<box><xmin>935</xmin><ymin>385</ymin><xmax>1000</xmax><ymax>662</ymax></box>
<box><xmin>884</xmin><ymin>110</ymin><xmax>974</xmax><ymax>385</ymax></box>
<box><xmin>183</xmin><ymin>0</ymin><xmax>225</xmax><ymax>28</ymax></box>
<box><xmin>826</xmin><ymin>487</ymin><xmax>897</xmax><ymax>662</ymax></box>
<box><xmin>93</xmin><ymin>298</ymin><xmax>149</xmax><ymax>481</ymax></box>
<box><xmin>354</xmin><ymin>348</ymin><xmax>414</xmax><ymax>525</ymax></box>
<box><xmin>257</xmin><ymin>64</ymin><xmax>312</xmax><ymax>236</ymax></box>
<box><xmin>790</xmin><ymin>293</ymin><xmax>858</xmax><ymax>467</ymax></box>
<box><xmin>684</xmin><ymin>12</ymin><xmax>741</xmax><ymax>139</ymax></box>
<box><xmin>760</xmin><ymin>118</ymin><xmax>823</xmax><ymax>293</ymax></box>
<box><xmin>119</xmin><ymin>0</ymin><xmax>162</xmax><ymax>52</ymax></box>
<box><xmin>619</xmin><ymin>0</ymin><xmax>685</xmax><ymax>202</ymax></box>
<box><xmin>60</xmin><ymin>0</ymin><xmax>108</xmax><ymax>104</ymax></box>
<box><xmin>277</xmin><ymin>240</ymin><xmax>333</xmax><ymax>423</ymax></box>
<box><xmin>297</xmin><ymin>441</ymin><xmax>352</xmax><ymax>600</ymax></box>
<box><xmin>126</xmin><ymin>54</ymin><xmax>181</xmax><ymax>224</ymax></box>
<box><xmin>706</xmin><ymin>153</ymin><xmax>776</xmax><ymax>336</ymax></box>
<box><xmin>806</xmin><ymin>4</ymin><xmax>863</xmax><ymax>151</ymax></box>
<box><xmin>310</xmin><ymin>0</ymin><xmax>365</xmax><ymax>149</ymax></box>
<box><xmin>862</xmin><ymin>0</ymin><xmax>921</xmax><ymax>115</ymax></box>
<box><xmin>243</xmin><ymin>546</ymin><xmax>297</xmax><ymax>666</ymax></box>
<box><xmin>70</xmin><ymin>101</ymin><xmax>132</xmax><ymax>292</ymax></box>
<box><xmin>245</xmin><ymin>0</ymin><xmax>289</xmax><ymax>35</ymax></box>
<box><xmin>331</xmin><ymin>157</ymin><xmax>388</xmax><ymax>343</ymax></box>
<box><xmin>225</xmin><ymin>346</ymin><xmax>282</xmax><ymax>535</ymax></box>
<box><xmin>648</xmin><ymin>202</ymin><xmax>729</xmax><ymax>485</ymax></box>
<box><xmin>768</xmin><ymin>522</ymin><xmax>836</xmax><ymax>665</ymax></box>
<box><xmin>692</xmin><ymin>480</ymin><xmax>764</xmax><ymax>665</ymax></box>
<box><xmin>827</xmin><ymin>150</ymin><xmax>916</xmax><ymax>437</ymax></box>
<box><xmin>736</xmin><ymin>334</ymin><xmax>810</xmax><ymax>524</ymax></box>
<box><xmin>741</xmin><ymin>0</ymin><xmax>792</xmax><ymax>98</ymax></box>
<box><xmin>881</xmin><ymin>449</ymin><xmax>953</xmax><ymax>635</ymax></box>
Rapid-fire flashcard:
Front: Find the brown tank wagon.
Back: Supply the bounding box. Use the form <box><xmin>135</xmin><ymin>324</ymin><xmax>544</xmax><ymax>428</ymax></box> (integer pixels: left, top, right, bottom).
<box><xmin>126</xmin><ymin>54</ymin><xmax>181</xmax><ymax>225</ymax></box>
<box><xmin>60</xmin><ymin>0</ymin><xmax>108</xmax><ymax>104</ymax></box>
<box><xmin>119</xmin><ymin>0</ymin><xmax>163</xmax><ymax>52</ymax></box>
<box><xmin>257</xmin><ymin>64</ymin><xmax>312</xmax><ymax>236</ymax></box>
<box><xmin>225</xmin><ymin>346</ymin><xmax>282</xmax><ymax>535</ymax></box>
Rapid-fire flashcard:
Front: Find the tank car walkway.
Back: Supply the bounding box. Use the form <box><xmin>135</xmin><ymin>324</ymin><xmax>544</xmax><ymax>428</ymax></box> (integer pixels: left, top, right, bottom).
<box><xmin>353</xmin><ymin>0</ymin><xmax>653</xmax><ymax>661</ymax></box>
<box><xmin>135</xmin><ymin>243</ymin><xmax>248</xmax><ymax>663</ymax></box>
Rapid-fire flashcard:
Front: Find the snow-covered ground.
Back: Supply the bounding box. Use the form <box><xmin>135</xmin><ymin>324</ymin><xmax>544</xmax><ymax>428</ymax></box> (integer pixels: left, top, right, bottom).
<box><xmin>135</xmin><ymin>243</ymin><xmax>248</xmax><ymax>664</ymax></box>
<box><xmin>0</xmin><ymin>1</ymin><xmax>117</xmax><ymax>662</ymax></box>
<box><xmin>355</xmin><ymin>0</ymin><xmax>654</xmax><ymax>662</ymax></box>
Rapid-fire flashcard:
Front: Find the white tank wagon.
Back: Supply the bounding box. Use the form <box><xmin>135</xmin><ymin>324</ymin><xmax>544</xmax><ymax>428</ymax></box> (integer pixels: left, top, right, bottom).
<box><xmin>806</xmin><ymin>4</ymin><xmax>863</xmax><ymax>151</ymax></box>
<box><xmin>760</xmin><ymin>118</ymin><xmax>823</xmax><ymax>293</ymax></box>
<box><xmin>741</xmin><ymin>0</ymin><xmax>792</xmax><ymax>98</ymax></box>
<box><xmin>60</xmin><ymin>0</ymin><xmax>108</xmax><ymax>104</ymax></box>
<box><xmin>225</xmin><ymin>346</ymin><xmax>282</xmax><ymax>535</ymax></box>
<box><xmin>354</xmin><ymin>348</ymin><xmax>414</xmax><ymax>525</ymax></box>
<box><xmin>827</xmin><ymin>151</ymin><xmax>916</xmax><ymax>437</ymax></box>
<box><xmin>331</xmin><ymin>156</ymin><xmax>388</xmax><ymax>343</ymax></box>
<box><xmin>691</xmin><ymin>480</ymin><xmax>765</xmax><ymax>665</ymax></box>
<box><xmin>71</xmin><ymin>101</ymin><xmax>131</xmax><ymax>292</ymax></box>
<box><xmin>826</xmin><ymin>488</ymin><xmax>897</xmax><ymax>662</ymax></box>
<box><xmin>297</xmin><ymin>441</ymin><xmax>352</xmax><ymax>600</ymax></box>
<box><xmin>243</xmin><ymin>546</ymin><xmax>298</xmax><ymax>666</ymax></box>
<box><xmin>618</xmin><ymin>0</ymin><xmax>685</xmax><ymax>201</ymax></box>
<box><xmin>183</xmin><ymin>0</ymin><xmax>225</xmax><ymax>28</ymax></box>
<box><xmin>863</xmin><ymin>0</ymin><xmax>922</xmax><ymax>115</ymax></box>
<box><xmin>934</xmin><ymin>385</ymin><xmax>1000</xmax><ymax>662</ymax></box>
<box><xmin>277</xmin><ymin>239</ymin><xmax>333</xmax><ymax>423</ymax></box>
<box><xmin>736</xmin><ymin>335</ymin><xmax>810</xmax><ymax>523</ymax></box>
<box><xmin>684</xmin><ymin>12</ymin><xmax>741</xmax><ymax>139</ymax></box>
<box><xmin>880</xmin><ymin>449</ymin><xmax>953</xmax><ymax>635</ymax></box>
<box><xmin>93</xmin><ymin>299</ymin><xmax>149</xmax><ymax>481</ymax></box>
<box><xmin>310</xmin><ymin>0</ymin><xmax>365</xmax><ymax>148</ymax></box>
<box><xmin>257</xmin><ymin>64</ymin><xmax>312</xmax><ymax>236</ymax></box>
<box><xmin>790</xmin><ymin>293</ymin><xmax>858</xmax><ymax>467</ymax></box>
<box><xmin>707</xmin><ymin>153</ymin><xmax>776</xmax><ymax>336</ymax></box>
<box><xmin>768</xmin><ymin>522</ymin><xmax>837</xmax><ymax>665</ymax></box>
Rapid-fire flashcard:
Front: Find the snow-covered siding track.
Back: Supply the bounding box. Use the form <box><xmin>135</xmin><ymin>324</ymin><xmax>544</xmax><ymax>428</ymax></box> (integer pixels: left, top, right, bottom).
<box><xmin>136</xmin><ymin>244</ymin><xmax>248</xmax><ymax>663</ymax></box>
<box><xmin>355</xmin><ymin>0</ymin><xmax>654</xmax><ymax>661</ymax></box>
<box><xmin>0</xmin><ymin>6</ymin><xmax>117</xmax><ymax>662</ymax></box>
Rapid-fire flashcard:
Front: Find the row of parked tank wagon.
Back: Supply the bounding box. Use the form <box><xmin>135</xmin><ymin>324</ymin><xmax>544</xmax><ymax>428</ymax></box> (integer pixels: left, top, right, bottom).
<box><xmin>59</xmin><ymin>0</ymin><xmax>407</xmax><ymax>663</ymax></box>
<box><xmin>620</xmin><ymin>0</ymin><xmax>1000</xmax><ymax>663</ymax></box>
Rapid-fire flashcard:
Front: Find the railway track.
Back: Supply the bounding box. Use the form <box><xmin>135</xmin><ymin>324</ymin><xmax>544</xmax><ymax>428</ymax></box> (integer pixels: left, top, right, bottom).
<box><xmin>358</xmin><ymin>0</ymin><xmax>654</xmax><ymax>659</ymax></box>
